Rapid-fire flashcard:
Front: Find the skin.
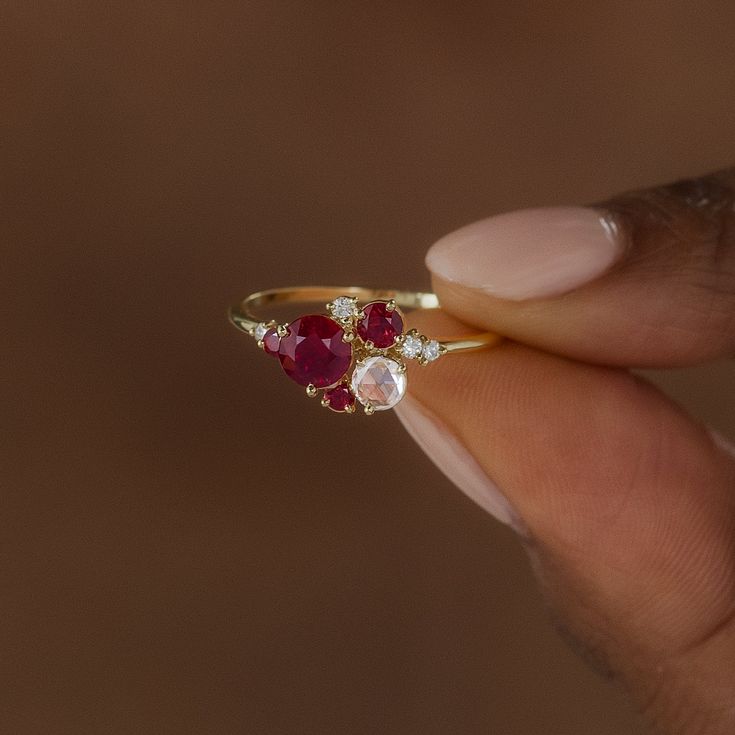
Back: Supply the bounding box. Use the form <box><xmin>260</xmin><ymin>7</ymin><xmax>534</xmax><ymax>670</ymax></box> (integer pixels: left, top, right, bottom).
<box><xmin>399</xmin><ymin>169</ymin><xmax>735</xmax><ymax>734</ymax></box>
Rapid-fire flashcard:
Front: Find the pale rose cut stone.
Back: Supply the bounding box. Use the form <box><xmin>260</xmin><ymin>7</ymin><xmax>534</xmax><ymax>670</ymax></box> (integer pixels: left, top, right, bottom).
<box><xmin>350</xmin><ymin>356</ymin><xmax>407</xmax><ymax>411</ymax></box>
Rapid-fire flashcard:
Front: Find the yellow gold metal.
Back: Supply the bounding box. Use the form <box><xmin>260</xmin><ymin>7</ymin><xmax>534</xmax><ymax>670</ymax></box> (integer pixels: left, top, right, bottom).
<box><xmin>342</xmin><ymin>331</ymin><xmax>355</xmax><ymax>343</ymax></box>
<box><xmin>276</xmin><ymin>324</ymin><xmax>289</xmax><ymax>338</ymax></box>
<box><xmin>320</xmin><ymin>397</ymin><xmax>330</xmax><ymax>408</ymax></box>
<box><xmin>306</xmin><ymin>384</ymin><xmax>318</xmax><ymax>398</ymax></box>
<box><xmin>385</xmin><ymin>299</ymin><xmax>396</xmax><ymax>312</ymax></box>
<box><xmin>230</xmin><ymin>286</ymin><xmax>502</xmax><ymax>354</ymax></box>
<box><xmin>345</xmin><ymin>403</ymin><xmax>356</xmax><ymax>414</ymax></box>
<box><xmin>363</xmin><ymin>403</ymin><xmax>375</xmax><ymax>416</ymax></box>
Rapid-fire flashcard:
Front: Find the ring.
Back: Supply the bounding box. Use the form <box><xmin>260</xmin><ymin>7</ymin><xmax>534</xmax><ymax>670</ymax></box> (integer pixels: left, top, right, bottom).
<box><xmin>230</xmin><ymin>287</ymin><xmax>502</xmax><ymax>415</ymax></box>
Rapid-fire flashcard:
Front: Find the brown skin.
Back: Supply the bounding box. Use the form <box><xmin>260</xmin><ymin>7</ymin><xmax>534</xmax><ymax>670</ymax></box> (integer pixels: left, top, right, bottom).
<box><xmin>404</xmin><ymin>170</ymin><xmax>735</xmax><ymax>734</ymax></box>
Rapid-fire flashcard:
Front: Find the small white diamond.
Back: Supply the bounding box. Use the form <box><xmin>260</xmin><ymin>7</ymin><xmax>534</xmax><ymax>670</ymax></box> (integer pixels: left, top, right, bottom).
<box><xmin>253</xmin><ymin>322</ymin><xmax>268</xmax><ymax>341</ymax></box>
<box><xmin>351</xmin><ymin>356</ymin><xmax>407</xmax><ymax>411</ymax></box>
<box><xmin>400</xmin><ymin>333</ymin><xmax>423</xmax><ymax>359</ymax></box>
<box><xmin>422</xmin><ymin>339</ymin><xmax>441</xmax><ymax>362</ymax></box>
<box><xmin>329</xmin><ymin>296</ymin><xmax>357</xmax><ymax>319</ymax></box>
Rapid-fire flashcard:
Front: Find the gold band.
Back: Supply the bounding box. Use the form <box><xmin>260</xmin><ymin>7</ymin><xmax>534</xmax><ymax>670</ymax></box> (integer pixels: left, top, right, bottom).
<box><xmin>230</xmin><ymin>286</ymin><xmax>501</xmax><ymax>354</ymax></box>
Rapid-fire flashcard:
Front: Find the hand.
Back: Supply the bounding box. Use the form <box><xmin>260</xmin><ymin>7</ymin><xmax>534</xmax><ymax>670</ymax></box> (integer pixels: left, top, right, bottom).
<box><xmin>396</xmin><ymin>170</ymin><xmax>735</xmax><ymax>734</ymax></box>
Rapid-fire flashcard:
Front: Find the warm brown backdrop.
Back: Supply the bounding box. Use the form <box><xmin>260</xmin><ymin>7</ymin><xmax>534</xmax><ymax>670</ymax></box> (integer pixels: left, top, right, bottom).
<box><xmin>3</xmin><ymin>3</ymin><xmax>735</xmax><ymax>734</ymax></box>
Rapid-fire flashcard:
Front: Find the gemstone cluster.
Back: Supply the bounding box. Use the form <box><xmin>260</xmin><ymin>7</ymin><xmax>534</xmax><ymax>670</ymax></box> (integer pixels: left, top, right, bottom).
<box><xmin>250</xmin><ymin>296</ymin><xmax>445</xmax><ymax>414</ymax></box>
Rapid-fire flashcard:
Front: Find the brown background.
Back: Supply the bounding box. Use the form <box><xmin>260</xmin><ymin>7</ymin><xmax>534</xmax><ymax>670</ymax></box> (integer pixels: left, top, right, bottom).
<box><xmin>3</xmin><ymin>2</ymin><xmax>735</xmax><ymax>734</ymax></box>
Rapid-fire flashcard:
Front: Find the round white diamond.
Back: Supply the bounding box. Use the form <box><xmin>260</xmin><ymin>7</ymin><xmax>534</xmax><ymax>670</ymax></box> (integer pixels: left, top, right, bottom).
<box><xmin>330</xmin><ymin>296</ymin><xmax>357</xmax><ymax>319</ymax></box>
<box><xmin>422</xmin><ymin>339</ymin><xmax>441</xmax><ymax>362</ymax></box>
<box><xmin>253</xmin><ymin>322</ymin><xmax>269</xmax><ymax>341</ymax></box>
<box><xmin>400</xmin><ymin>333</ymin><xmax>423</xmax><ymax>359</ymax></box>
<box><xmin>350</xmin><ymin>356</ymin><xmax>407</xmax><ymax>411</ymax></box>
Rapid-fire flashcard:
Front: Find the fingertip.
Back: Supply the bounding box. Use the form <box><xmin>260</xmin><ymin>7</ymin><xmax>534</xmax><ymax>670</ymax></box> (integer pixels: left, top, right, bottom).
<box><xmin>425</xmin><ymin>206</ymin><xmax>625</xmax><ymax>301</ymax></box>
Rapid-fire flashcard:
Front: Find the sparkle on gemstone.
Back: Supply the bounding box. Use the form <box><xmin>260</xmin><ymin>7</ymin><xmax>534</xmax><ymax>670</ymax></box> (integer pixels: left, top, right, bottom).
<box><xmin>400</xmin><ymin>333</ymin><xmax>423</xmax><ymax>359</ymax></box>
<box><xmin>351</xmin><ymin>356</ymin><xmax>407</xmax><ymax>411</ymax></box>
<box><xmin>422</xmin><ymin>339</ymin><xmax>441</xmax><ymax>362</ymax></box>
<box><xmin>253</xmin><ymin>322</ymin><xmax>269</xmax><ymax>341</ymax></box>
<box><xmin>357</xmin><ymin>301</ymin><xmax>403</xmax><ymax>348</ymax></box>
<box><xmin>277</xmin><ymin>314</ymin><xmax>352</xmax><ymax>387</ymax></box>
<box><xmin>329</xmin><ymin>296</ymin><xmax>358</xmax><ymax>319</ymax></box>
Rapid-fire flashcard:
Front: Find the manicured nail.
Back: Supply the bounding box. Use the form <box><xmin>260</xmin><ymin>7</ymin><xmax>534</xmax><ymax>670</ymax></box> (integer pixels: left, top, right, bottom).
<box><xmin>426</xmin><ymin>206</ymin><xmax>625</xmax><ymax>300</ymax></box>
<box><xmin>395</xmin><ymin>395</ymin><xmax>519</xmax><ymax>528</ymax></box>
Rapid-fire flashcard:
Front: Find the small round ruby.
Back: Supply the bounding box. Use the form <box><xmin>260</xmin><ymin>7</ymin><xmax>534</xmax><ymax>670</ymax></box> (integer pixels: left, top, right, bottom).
<box><xmin>357</xmin><ymin>301</ymin><xmax>404</xmax><ymax>348</ymax></box>
<box><xmin>262</xmin><ymin>328</ymin><xmax>280</xmax><ymax>357</ymax></box>
<box><xmin>277</xmin><ymin>314</ymin><xmax>352</xmax><ymax>387</ymax></box>
<box><xmin>323</xmin><ymin>385</ymin><xmax>355</xmax><ymax>413</ymax></box>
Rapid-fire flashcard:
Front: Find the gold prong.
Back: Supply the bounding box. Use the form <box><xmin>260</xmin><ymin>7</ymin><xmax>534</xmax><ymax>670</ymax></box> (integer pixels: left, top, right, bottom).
<box><xmin>357</xmin><ymin>310</ymin><xmax>366</xmax><ymax>320</ymax></box>
<box><xmin>397</xmin><ymin>362</ymin><xmax>407</xmax><ymax>374</ymax></box>
<box><xmin>364</xmin><ymin>340</ymin><xmax>374</xmax><ymax>350</ymax></box>
<box><xmin>256</xmin><ymin>339</ymin><xmax>265</xmax><ymax>349</ymax></box>
<box><xmin>276</xmin><ymin>324</ymin><xmax>289</xmax><ymax>338</ymax></box>
<box><xmin>306</xmin><ymin>384</ymin><xmax>318</xmax><ymax>398</ymax></box>
<box><xmin>385</xmin><ymin>299</ymin><xmax>396</xmax><ymax>312</ymax></box>
<box><xmin>342</xmin><ymin>331</ymin><xmax>355</xmax><ymax>343</ymax></box>
<box><xmin>345</xmin><ymin>403</ymin><xmax>356</xmax><ymax>414</ymax></box>
<box><xmin>363</xmin><ymin>403</ymin><xmax>375</xmax><ymax>416</ymax></box>
<box><xmin>320</xmin><ymin>397</ymin><xmax>330</xmax><ymax>408</ymax></box>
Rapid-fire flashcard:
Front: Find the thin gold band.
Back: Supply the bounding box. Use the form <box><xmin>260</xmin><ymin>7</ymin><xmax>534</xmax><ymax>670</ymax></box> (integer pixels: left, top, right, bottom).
<box><xmin>230</xmin><ymin>286</ymin><xmax>501</xmax><ymax>353</ymax></box>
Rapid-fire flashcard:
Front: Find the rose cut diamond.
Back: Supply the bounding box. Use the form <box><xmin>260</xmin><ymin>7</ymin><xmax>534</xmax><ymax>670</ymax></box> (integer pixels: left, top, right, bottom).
<box><xmin>350</xmin><ymin>356</ymin><xmax>407</xmax><ymax>411</ymax></box>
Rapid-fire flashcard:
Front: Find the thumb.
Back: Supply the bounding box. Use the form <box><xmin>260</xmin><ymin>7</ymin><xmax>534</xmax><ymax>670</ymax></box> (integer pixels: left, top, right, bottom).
<box><xmin>426</xmin><ymin>169</ymin><xmax>735</xmax><ymax>367</ymax></box>
<box><xmin>397</xmin><ymin>312</ymin><xmax>735</xmax><ymax>733</ymax></box>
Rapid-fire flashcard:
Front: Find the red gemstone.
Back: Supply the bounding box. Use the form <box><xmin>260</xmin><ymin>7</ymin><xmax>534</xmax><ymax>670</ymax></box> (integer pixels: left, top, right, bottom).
<box><xmin>357</xmin><ymin>301</ymin><xmax>403</xmax><ymax>348</ymax></box>
<box><xmin>323</xmin><ymin>385</ymin><xmax>355</xmax><ymax>413</ymax></box>
<box><xmin>262</xmin><ymin>328</ymin><xmax>280</xmax><ymax>357</ymax></box>
<box><xmin>277</xmin><ymin>314</ymin><xmax>352</xmax><ymax>387</ymax></box>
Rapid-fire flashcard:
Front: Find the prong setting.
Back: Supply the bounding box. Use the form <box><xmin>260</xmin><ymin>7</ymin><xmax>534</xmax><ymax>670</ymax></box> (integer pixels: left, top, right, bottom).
<box><xmin>248</xmin><ymin>295</ymin><xmax>447</xmax><ymax>416</ymax></box>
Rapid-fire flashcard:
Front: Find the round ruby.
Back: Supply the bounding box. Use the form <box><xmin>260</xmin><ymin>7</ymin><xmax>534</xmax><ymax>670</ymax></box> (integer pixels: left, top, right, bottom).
<box><xmin>262</xmin><ymin>328</ymin><xmax>280</xmax><ymax>357</ymax></box>
<box><xmin>277</xmin><ymin>314</ymin><xmax>352</xmax><ymax>387</ymax></box>
<box><xmin>357</xmin><ymin>301</ymin><xmax>403</xmax><ymax>348</ymax></box>
<box><xmin>323</xmin><ymin>385</ymin><xmax>355</xmax><ymax>413</ymax></box>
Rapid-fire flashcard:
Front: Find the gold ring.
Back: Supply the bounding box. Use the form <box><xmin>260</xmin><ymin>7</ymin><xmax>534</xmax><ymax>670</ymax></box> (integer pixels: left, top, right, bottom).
<box><xmin>230</xmin><ymin>286</ymin><xmax>502</xmax><ymax>415</ymax></box>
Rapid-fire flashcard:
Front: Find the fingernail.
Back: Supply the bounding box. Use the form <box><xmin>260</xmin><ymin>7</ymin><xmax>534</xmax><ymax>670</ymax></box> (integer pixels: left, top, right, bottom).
<box><xmin>395</xmin><ymin>394</ymin><xmax>520</xmax><ymax>529</ymax></box>
<box><xmin>426</xmin><ymin>206</ymin><xmax>625</xmax><ymax>300</ymax></box>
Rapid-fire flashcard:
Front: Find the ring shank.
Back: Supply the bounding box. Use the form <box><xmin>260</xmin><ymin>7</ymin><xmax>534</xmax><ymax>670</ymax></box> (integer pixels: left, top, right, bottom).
<box><xmin>230</xmin><ymin>286</ymin><xmax>502</xmax><ymax>353</ymax></box>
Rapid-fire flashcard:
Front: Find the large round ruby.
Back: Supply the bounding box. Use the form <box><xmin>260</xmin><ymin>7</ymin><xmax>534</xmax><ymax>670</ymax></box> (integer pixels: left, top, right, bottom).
<box><xmin>277</xmin><ymin>314</ymin><xmax>352</xmax><ymax>387</ymax></box>
<box><xmin>357</xmin><ymin>301</ymin><xmax>404</xmax><ymax>348</ymax></box>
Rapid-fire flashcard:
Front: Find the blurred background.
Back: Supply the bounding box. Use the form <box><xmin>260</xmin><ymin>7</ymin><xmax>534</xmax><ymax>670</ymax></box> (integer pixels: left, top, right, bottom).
<box><xmin>3</xmin><ymin>2</ymin><xmax>735</xmax><ymax>733</ymax></box>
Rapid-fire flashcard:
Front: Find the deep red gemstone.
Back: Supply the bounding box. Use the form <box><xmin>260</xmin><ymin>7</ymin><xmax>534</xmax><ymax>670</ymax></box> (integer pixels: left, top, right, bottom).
<box><xmin>323</xmin><ymin>385</ymin><xmax>355</xmax><ymax>413</ymax></box>
<box><xmin>357</xmin><ymin>301</ymin><xmax>404</xmax><ymax>348</ymax></box>
<box><xmin>262</xmin><ymin>328</ymin><xmax>280</xmax><ymax>357</ymax></box>
<box><xmin>277</xmin><ymin>314</ymin><xmax>352</xmax><ymax>387</ymax></box>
